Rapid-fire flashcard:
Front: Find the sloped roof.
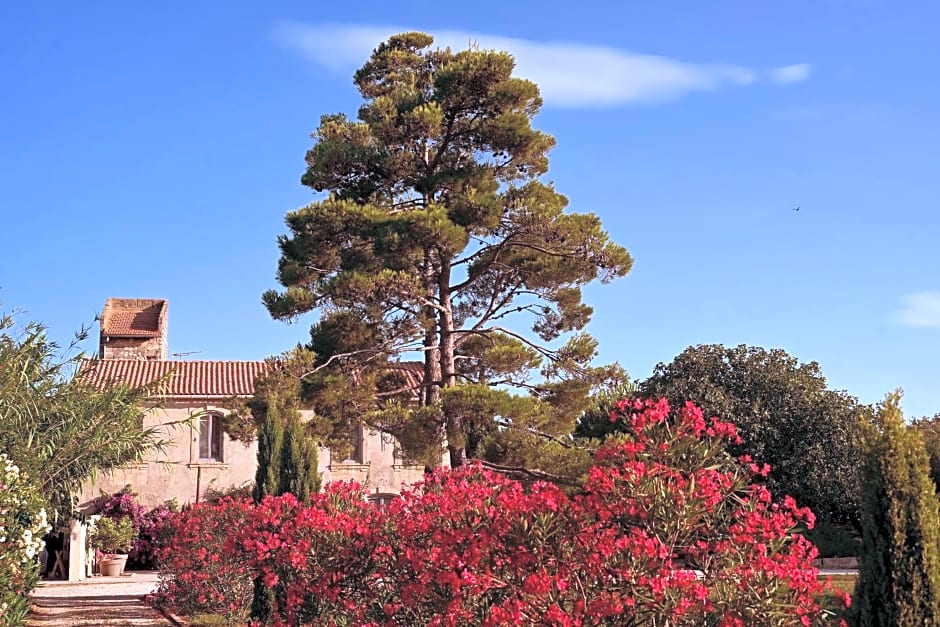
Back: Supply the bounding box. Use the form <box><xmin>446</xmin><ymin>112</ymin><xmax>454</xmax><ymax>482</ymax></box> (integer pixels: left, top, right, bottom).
<box><xmin>78</xmin><ymin>359</ymin><xmax>426</xmax><ymax>400</ymax></box>
<box><xmin>381</xmin><ymin>361</ymin><xmax>425</xmax><ymax>398</ymax></box>
<box><xmin>78</xmin><ymin>360</ymin><xmax>267</xmax><ymax>398</ymax></box>
<box><xmin>100</xmin><ymin>298</ymin><xmax>166</xmax><ymax>338</ymax></box>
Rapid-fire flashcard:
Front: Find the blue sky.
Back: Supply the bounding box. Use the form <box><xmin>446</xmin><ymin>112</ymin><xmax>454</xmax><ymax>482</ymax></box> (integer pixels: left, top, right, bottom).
<box><xmin>1</xmin><ymin>1</ymin><xmax>938</xmax><ymax>416</ymax></box>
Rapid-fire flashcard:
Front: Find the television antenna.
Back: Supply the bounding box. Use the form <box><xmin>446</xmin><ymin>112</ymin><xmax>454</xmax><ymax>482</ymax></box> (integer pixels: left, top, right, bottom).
<box><xmin>171</xmin><ymin>350</ymin><xmax>203</xmax><ymax>359</ymax></box>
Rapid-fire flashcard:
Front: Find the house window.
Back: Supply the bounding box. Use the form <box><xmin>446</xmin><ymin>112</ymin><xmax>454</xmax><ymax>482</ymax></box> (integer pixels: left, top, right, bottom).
<box><xmin>368</xmin><ymin>493</ymin><xmax>397</xmax><ymax>509</ymax></box>
<box><xmin>199</xmin><ymin>413</ymin><xmax>224</xmax><ymax>461</ymax></box>
<box><xmin>351</xmin><ymin>424</ymin><xmax>363</xmax><ymax>463</ymax></box>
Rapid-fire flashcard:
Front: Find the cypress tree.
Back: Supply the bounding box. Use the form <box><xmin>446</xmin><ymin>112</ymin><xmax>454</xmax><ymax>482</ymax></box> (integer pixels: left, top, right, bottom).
<box><xmin>249</xmin><ymin>365</ymin><xmax>321</xmax><ymax>623</ymax></box>
<box><xmin>852</xmin><ymin>391</ymin><xmax>940</xmax><ymax>626</ymax></box>
<box><xmin>280</xmin><ymin>412</ymin><xmax>321</xmax><ymax>503</ymax></box>
<box><xmin>250</xmin><ymin>358</ymin><xmax>322</xmax><ymax>504</ymax></box>
<box><xmin>252</xmin><ymin>396</ymin><xmax>285</xmax><ymax>502</ymax></box>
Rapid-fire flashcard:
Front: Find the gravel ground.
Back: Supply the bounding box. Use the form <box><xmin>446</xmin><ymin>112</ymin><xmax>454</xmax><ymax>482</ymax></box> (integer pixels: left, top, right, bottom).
<box><xmin>27</xmin><ymin>573</ymin><xmax>173</xmax><ymax>627</ymax></box>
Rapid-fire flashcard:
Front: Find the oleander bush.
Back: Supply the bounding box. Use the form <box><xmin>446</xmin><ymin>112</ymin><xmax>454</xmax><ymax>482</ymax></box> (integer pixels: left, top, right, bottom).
<box><xmin>153</xmin><ymin>398</ymin><xmax>849</xmax><ymax>626</ymax></box>
<box><xmin>151</xmin><ymin>497</ymin><xmax>255</xmax><ymax>626</ymax></box>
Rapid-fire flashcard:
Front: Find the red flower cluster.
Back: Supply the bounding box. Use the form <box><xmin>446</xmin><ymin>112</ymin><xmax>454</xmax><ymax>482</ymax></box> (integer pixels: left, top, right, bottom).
<box><xmin>152</xmin><ymin>398</ymin><xmax>848</xmax><ymax>626</ymax></box>
<box><xmin>150</xmin><ymin>497</ymin><xmax>255</xmax><ymax>625</ymax></box>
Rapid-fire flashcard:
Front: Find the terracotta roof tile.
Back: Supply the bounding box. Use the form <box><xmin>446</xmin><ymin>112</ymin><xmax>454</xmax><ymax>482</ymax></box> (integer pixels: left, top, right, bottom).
<box><xmin>79</xmin><ymin>359</ymin><xmax>427</xmax><ymax>400</ymax></box>
<box><xmin>101</xmin><ymin>299</ymin><xmax>166</xmax><ymax>338</ymax></box>
<box><xmin>78</xmin><ymin>360</ymin><xmax>267</xmax><ymax>398</ymax></box>
<box><xmin>381</xmin><ymin>362</ymin><xmax>425</xmax><ymax>398</ymax></box>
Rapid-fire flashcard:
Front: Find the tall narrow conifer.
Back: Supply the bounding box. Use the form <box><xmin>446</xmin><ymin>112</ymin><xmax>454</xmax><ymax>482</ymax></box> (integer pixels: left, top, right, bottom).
<box><xmin>853</xmin><ymin>392</ymin><xmax>940</xmax><ymax>626</ymax></box>
<box><xmin>252</xmin><ymin>397</ymin><xmax>285</xmax><ymax>502</ymax></box>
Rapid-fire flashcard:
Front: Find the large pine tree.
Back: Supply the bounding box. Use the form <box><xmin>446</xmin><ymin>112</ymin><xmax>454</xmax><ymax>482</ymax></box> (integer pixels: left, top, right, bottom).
<box><xmin>263</xmin><ymin>33</ymin><xmax>632</xmax><ymax>472</ymax></box>
<box><xmin>852</xmin><ymin>392</ymin><xmax>940</xmax><ymax>626</ymax></box>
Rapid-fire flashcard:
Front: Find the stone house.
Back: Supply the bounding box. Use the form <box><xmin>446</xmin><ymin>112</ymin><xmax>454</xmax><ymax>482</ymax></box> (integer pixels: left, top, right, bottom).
<box><xmin>78</xmin><ymin>298</ymin><xmax>433</xmax><ymax>509</ymax></box>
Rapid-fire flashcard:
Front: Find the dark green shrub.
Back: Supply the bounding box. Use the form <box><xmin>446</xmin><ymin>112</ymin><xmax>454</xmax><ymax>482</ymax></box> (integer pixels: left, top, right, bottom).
<box><xmin>851</xmin><ymin>392</ymin><xmax>940</xmax><ymax>626</ymax></box>
<box><xmin>805</xmin><ymin>520</ymin><xmax>862</xmax><ymax>558</ymax></box>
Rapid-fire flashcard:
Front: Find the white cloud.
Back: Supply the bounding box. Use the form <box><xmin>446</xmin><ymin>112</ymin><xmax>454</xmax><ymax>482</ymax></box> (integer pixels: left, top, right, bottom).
<box><xmin>272</xmin><ymin>22</ymin><xmax>806</xmax><ymax>107</ymax></box>
<box><xmin>771</xmin><ymin>63</ymin><xmax>812</xmax><ymax>84</ymax></box>
<box><xmin>897</xmin><ymin>292</ymin><xmax>940</xmax><ymax>327</ymax></box>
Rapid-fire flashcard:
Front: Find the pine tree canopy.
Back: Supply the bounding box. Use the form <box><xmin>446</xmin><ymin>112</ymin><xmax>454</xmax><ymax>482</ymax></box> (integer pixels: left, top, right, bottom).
<box><xmin>262</xmin><ymin>33</ymin><xmax>632</xmax><ymax>471</ymax></box>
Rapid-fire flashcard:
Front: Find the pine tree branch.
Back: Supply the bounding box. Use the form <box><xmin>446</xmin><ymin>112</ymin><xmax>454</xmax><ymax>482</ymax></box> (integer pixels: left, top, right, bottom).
<box><xmin>295</xmin><ymin>348</ymin><xmax>388</xmax><ymax>380</ymax></box>
<box><xmin>479</xmin><ymin>326</ymin><xmax>559</xmax><ymax>361</ymax></box>
<box><xmin>493</xmin><ymin>417</ymin><xmax>595</xmax><ymax>452</ymax></box>
<box><xmin>456</xmin><ymin>280</ymin><xmax>523</xmax><ymax>342</ymax></box>
<box><xmin>477</xmin><ymin>460</ymin><xmax>581</xmax><ymax>486</ymax></box>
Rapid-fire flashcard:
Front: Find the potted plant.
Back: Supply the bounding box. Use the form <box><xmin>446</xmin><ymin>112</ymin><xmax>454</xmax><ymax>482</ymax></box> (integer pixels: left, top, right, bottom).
<box><xmin>88</xmin><ymin>515</ymin><xmax>135</xmax><ymax>576</ymax></box>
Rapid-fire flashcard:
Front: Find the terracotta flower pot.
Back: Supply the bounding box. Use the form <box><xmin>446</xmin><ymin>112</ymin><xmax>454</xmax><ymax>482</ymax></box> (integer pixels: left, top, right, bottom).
<box><xmin>99</xmin><ymin>553</ymin><xmax>128</xmax><ymax>577</ymax></box>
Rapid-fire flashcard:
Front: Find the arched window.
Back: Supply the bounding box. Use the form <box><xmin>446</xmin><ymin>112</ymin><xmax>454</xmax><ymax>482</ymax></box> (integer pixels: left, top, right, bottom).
<box><xmin>199</xmin><ymin>412</ymin><xmax>224</xmax><ymax>461</ymax></box>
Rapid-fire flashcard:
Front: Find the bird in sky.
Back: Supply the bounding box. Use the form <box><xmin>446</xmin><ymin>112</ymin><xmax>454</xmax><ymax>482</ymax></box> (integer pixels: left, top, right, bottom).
<box><xmin>792</xmin><ymin>206</ymin><xmax>800</xmax><ymax>212</ymax></box>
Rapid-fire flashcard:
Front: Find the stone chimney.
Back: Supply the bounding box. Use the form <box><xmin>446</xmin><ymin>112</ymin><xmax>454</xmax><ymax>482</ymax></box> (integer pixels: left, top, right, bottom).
<box><xmin>98</xmin><ymin>298</ymin><xmax>168</xmax><ymax>360</ymax></box>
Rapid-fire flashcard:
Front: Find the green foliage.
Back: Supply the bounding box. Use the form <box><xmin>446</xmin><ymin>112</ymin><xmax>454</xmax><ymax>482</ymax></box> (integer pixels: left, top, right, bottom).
<box><xmin>253</xmin><ymin>396</ymin><xmax>285</xmax><ymax>502</ymax></box>
<box><xmin>909</xmin><ymin>413</ymin><xmax>940</xmax><ymax>494</ymax></box>
<box><xmin>250</xmin><ymin>351</ymin><xmax>322</xmax><ymax>504</ymax></box>
<box><xmin>262</xmin><ymin>32</ymin><xmax>632</xmax><ymax>470</ymax></box>
<box><xmin>0</xmin><ymin>311</ymin><xmax>169</xmax><ymax>519</ymax></box>
<box><xmin>280</xmin><ymin>412</ymin><xmax>321</xmax><ymax>503</ymax></box>
<box><xmin>254</xmin><ymin>407</ymin><xmax>324</xmax><ymax>623</ymax></box>
<box><xmin>804</xmin><ymin>520</ymin><xmax>862</xmax><ymax>558</ymax></box>
<box><xmin>573</xmin><ymin>382</ymin><xmax>638</xmax><ymax>440</ymax></box>
<box><xmin>637</xmin><ymin>344</ymin><xmax>867</xmax><ymax>526</ymax></box>
<box><xmin>88</xmin><ymin>515</ymin><xmax>135</xmax><ymax>554</ymax></box>
<box><xmin>246</xmin><ymin>351</ymin><xmax>322</xmax><ymax>625</ymax></box>
<box><xmin>188</xmin><ymin>615</ymin><xmax>229</xmax><ymax>627</ymax></box>
<box><xmin>852</xmin><ymin>392</ymin><xmax>940</xmax><ymax>626</ymax></box>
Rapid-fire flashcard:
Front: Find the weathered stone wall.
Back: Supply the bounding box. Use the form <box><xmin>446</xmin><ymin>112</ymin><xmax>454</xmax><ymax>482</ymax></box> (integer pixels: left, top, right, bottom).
<box><xmin>80</xmin><ymin>403</ymin><xmax>439</xmax><ymax>508</ymax></box>
<box><xmin>324</xmin><ymin>425</ymin><xmax>435</xmax><ymax>498</ymax></box>
<box><xmin>100</xmin><ymin>336</ymin><xmax>166</xmax><ymax>361</ymax></box>
<box><xmin>78</xmin><ymin>400</ymin><xmax>258</xmax><ymax>509</ymax></box>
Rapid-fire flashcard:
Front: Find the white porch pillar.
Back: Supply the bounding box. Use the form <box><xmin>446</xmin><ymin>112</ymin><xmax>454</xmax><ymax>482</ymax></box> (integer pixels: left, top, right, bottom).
<box><xmin>68</xmin><ymin>519</ymin><xmax>86</xmax><ymax>581</ymax></box>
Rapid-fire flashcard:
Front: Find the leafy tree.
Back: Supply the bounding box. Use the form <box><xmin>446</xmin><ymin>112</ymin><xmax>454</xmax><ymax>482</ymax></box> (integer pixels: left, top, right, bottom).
<box><xmin>852</xmin><ymin>392</ymin><xmax>940</xmax><ymax>626</ymax></box>
<box><xmin>632</xmin><ymin>344</ymin><xmax>867</xmax><ymax>526</ymax></box>
<box><xmin>909</xmin><ymin>412</ymin><xmax>940</xmax><ymax>494</ymax></box>
<box><xmin>0</xmin><ymin>311</ymin><xmax>168</xmax><ymax>518</ymax></box>
<box><xmin>263</xmin><ymin>32</ymin><xmax>632</xmax><ymax>471</ymax></box>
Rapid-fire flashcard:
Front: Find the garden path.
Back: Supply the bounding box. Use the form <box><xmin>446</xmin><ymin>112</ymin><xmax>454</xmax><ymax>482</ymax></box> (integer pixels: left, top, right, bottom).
<box><xmin>27</xmin><ymin>572</ymin><xmax>172</xmax><ymax>627</ymax></box>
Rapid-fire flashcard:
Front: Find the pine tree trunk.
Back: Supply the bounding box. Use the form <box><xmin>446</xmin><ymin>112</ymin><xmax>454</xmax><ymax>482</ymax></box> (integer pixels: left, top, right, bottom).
<box><xmin>438</xmin><ymin>257</ymin><xmax>463</xmax><ymax>467</ymax></box>
<box><xmin>422</xmin><ymin>248</ymin><xmax>441</xmax><ymax>407</ymax></box>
